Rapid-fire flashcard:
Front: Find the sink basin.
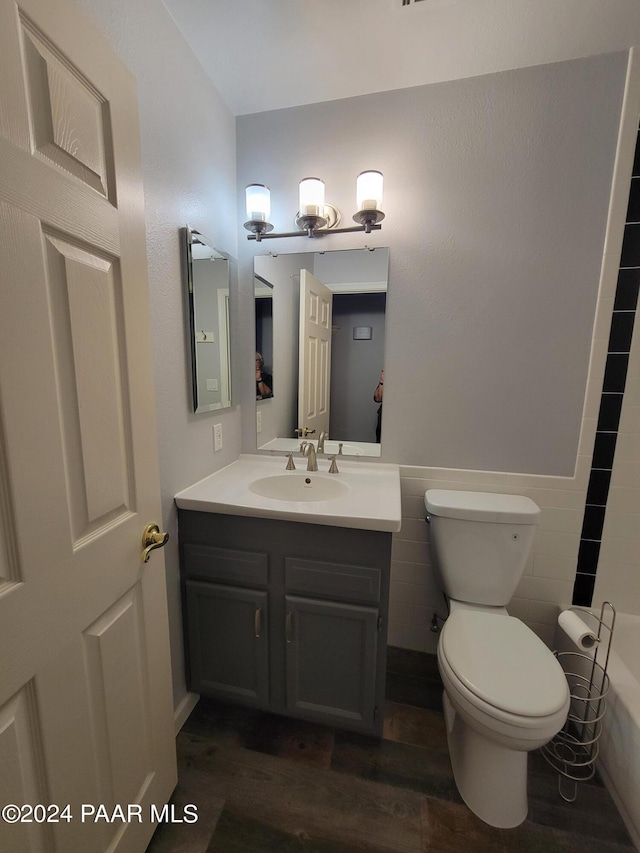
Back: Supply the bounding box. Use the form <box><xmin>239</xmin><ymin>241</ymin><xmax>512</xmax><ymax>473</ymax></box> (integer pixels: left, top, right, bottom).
<box><xmin>249</xmin><ymin>473</ymin><xmax>350</xmax><ymax>502</ymax></box>
<box><xmin>175</xmin><ymin>454</ymin><xmax>401</xmax><ymax>532</ymax></box>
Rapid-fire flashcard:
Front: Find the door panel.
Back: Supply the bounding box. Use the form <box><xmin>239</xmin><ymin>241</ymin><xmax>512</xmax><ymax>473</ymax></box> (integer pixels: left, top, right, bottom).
<box><xmin>0</xmin><ymin>685</ymin><xmax>49</xmax><ymax>853</ymax></box>
<box><xmin>20</xmin><ymin>14</ymin><xmax>114</xmax><ymax>198</ymax></box>
<box><xmin>83</xmin><ymin>589</ymin><xmax>155</xmax><ymax>808</ymax></box>
<box><xmin>298</xmin><ymin>268</ymin><xmax>332</xmax><ymax>435</ymax></box>
<box><xmin>0</xmin><ymin>0</ymin><xmax>176</xmax><ymax>850</ymax></box>
<box><xmin>44</xmin><ymin>232</ymin><xmax>134</xmax><ymax>535</ymax></box>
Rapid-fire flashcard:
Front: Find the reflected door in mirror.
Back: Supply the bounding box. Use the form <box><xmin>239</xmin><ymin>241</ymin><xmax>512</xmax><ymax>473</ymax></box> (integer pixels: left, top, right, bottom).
<box><xmin>299</xmin><ymin>269</ymin><xmax>332</xmax><ymax>436</ymax></box>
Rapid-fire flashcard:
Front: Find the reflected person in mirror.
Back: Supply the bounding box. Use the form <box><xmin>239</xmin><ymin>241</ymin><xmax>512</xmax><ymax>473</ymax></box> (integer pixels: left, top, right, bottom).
<box><xmin>256</xmin><ymin>352</ymin><xmax>273</xmax><ymax>400</ymax></box>
<box><xmin>373</xmin><ymin>369</ymin><xmax>384</xmax><ymax>442</ymax></box>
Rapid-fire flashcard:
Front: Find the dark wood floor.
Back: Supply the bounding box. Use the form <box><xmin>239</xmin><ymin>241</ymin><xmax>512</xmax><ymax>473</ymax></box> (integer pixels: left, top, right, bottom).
<box><xmin>147</xmin><ymin>649</ymin><xmax>635</xmax><ymax>852</ymax></box>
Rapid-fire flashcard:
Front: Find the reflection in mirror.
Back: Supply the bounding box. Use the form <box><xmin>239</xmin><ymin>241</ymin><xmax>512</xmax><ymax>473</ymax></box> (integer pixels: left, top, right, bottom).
<box><xmin>255</xmin><ymin>274</ymin><xmax>274</xmax><ymax>400</ymax></box>
<box><xmin>182</xmin><ymin>226</ymin><xmax>233</xmax><ymax>414</ymax></box>
<box><xmin>254</xmin><ymin>247</ymin><xmax>388</xmax><ymax>458</ymax></box>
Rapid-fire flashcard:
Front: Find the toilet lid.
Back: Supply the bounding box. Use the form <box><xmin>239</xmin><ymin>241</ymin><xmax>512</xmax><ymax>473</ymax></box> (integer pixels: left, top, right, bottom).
<box><xmin>440</xmin><ymin>611</ymin><xmax>568</xmax><ymax>717</ymax></box>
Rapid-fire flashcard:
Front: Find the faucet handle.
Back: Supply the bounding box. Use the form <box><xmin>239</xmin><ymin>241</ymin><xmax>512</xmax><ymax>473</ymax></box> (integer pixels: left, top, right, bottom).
<box><xmin>328</xmin><ymin>455</ymin><xmax>339</xmax><ymax>474</ymax></box>
<box><xmin>285</xmin><ymin>452</ymin><xmax>296</xmax><ymax>471</ymax></box>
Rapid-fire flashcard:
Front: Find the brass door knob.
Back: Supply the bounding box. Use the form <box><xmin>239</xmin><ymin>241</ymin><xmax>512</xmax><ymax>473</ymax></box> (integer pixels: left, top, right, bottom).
<box><xmin>141</xmin><ymin>523</ymin><xmax>169</xmax><ymax>563</ymax></box>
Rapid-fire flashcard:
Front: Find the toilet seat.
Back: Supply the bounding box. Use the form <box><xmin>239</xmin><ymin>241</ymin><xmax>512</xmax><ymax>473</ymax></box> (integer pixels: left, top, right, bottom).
<box><xmin>439</xmin><ymin>610</ymin><xmax>568</xmax><ymax>720</ymax></box>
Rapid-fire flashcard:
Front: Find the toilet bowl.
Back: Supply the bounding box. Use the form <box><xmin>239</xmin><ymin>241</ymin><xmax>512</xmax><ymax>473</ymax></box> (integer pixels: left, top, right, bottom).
<box><xmin>437</xmin><ymin>607</ymin><xmax>570</xmax><ymax>827</ymax></box>
<box><xmin>424</xmin><ymin>490</ymin><xmax>570</xmax><ymax>828</ymax></box>
<box><xmin>438</xmin><ymin>604</ymin><xmax>569</xmax><ymax>828</ymax></box>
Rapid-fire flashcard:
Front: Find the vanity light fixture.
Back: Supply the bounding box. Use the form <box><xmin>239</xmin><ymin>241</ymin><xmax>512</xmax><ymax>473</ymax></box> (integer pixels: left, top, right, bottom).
<box><xmin>244</xmin><ymin>171</ymin><xmax>385</xmax><ymax>241</ymax></box>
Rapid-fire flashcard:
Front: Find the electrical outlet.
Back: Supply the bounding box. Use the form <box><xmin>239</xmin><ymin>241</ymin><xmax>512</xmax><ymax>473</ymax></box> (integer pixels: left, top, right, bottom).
<box><xmin>206</xmin><ymin>378</ymin><xmax>218</xmax><ymax>391</ymax></box>
<box><xmin>256</xmin><ymin>410</ymin><xmax>262</xmax><ymax>433</ymax></box>
<box><xmin>213</xmin><ymin>423</ymin><xmax>223</xmax><ymax>452</ymax></box>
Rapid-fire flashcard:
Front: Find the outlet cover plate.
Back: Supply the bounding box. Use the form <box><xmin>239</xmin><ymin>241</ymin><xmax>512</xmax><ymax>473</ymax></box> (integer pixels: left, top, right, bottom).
<box><xmin>213</xmin><ymin>423</ymin><xmax>223</xmax><ymax>452</ymax></box>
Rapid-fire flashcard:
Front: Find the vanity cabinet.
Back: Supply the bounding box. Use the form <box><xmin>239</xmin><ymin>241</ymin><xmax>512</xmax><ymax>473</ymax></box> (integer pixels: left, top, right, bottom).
<box><xmin>179</xmin><ymin>510</ymin><xmax>392</xmax><ymax>736</ymax></box>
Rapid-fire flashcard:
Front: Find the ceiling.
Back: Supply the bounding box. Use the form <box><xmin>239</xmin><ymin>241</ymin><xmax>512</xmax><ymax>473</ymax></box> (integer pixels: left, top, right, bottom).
<box><xmin>160</xmin><ymin>0</ymin><xmax>640</xmax><ymax>116</ymax></box>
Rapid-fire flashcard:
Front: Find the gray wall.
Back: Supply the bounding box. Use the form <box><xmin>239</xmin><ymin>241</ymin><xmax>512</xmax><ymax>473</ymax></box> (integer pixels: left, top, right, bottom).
<box><xmin>238</xmin><ymin>52</ymin><xmax>627</xmax><ymax>475</ymax></box>
<box><xmin>330</xmin><ymin>293</ymin><xmax>387</xmax><ymax>443</ymax></box>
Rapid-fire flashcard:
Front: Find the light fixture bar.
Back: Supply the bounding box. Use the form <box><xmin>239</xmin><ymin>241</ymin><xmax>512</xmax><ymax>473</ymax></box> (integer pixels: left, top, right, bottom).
<box><xmin>247</xmin><ymin>223</ymin><xmax>383</xmax><ymax>241</ymax></box>
<box><xmin>244</xmin><ymin>171</ymin><xmax>385</xmax><ymax>241</ymax></box>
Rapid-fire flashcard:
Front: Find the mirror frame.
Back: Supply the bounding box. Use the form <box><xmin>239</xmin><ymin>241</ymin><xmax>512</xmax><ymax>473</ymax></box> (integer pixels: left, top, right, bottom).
<box><xmin>182</xmin><ymin>225</ymin><xmax>234</xmax><ymax>414</ymax></box>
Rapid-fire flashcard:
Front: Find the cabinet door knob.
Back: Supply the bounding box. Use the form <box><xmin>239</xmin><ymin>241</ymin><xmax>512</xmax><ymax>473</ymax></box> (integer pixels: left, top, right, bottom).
<box><xmin>254</xmin><ymin>607</ymin><xmax>262</xmax><ymax>638</ymax></box>
<box><xmin>285</xmin><ymin>611</ymin><xmax>293</xmax><ymax>643</ymax></box>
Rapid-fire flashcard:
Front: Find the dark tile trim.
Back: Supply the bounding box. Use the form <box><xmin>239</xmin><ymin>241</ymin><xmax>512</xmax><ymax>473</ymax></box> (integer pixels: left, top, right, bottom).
<box><xmin>573</xmin><ymin>573</ymin><xmax>596</xmax><ymax>607</ymax></box>
<box><xmin>580</xmin><ymin>504</ymin><xmax>607</xmax><ymax>542</ymax></box>
<box><xmin>633</xmin><ymin>129</ymin><xmax>640</xmax><ymax>176</ymax></box>
<box><xmin>572</xmin><ymin>126</ymin><xmax>640</xmax><ymax>606</ymax></box>
<box><xmin>576</xmin><ymin>539</ymin><xmax>602</xmax><ymax>575</ymax></box>
<box><xmin>585</xmin><ymin>468</ymin><xmax>612</xmax><ymax>506</ymax></box>
<box><xmin>620</xmin><ymin>223</ymin><xmax>640</xmax><ymax>267</ymax></box>
<box><xmin>597</xmin><ymin>393</ymin><xmax>624</xmax><ymax>431</ymax></box>
<box><xmin>613</xmin><ymin>269</ymin><xmax>640</xmax><ymax>309</ymax></box>
<box><xmin>626</xmin><ymin>176</ymin><xmax>640</xmax><ymax>223</ymax></box>
<box><xmin>591</xmin><ymin>431</ymin><xmax>618</xmax><ymax>470</ymax></box>
<box><xmin>602</xmin><ymin>352</ymin><xmax>630</xmax><ymax>392</ymax></box>
<box><xmin>608</xmin><ymin>311</ymin><xmax>636</xmax><ymax>352</ymax></box>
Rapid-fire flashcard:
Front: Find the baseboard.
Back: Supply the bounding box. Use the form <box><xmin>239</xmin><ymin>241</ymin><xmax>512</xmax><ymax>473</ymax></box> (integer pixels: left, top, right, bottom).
<box><xmin>597</xmin><ymin>759</ymin><xmax>640</xmax><ymax>851</ymax></box>
<box><xmin>173</xmin><ymin>691</ymin><xmax>200</xmax><ymax>735</ymax></box>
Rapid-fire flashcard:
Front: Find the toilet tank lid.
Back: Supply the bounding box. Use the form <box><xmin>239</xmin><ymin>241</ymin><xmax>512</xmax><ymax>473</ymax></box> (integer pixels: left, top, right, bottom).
<box><xmin>425</xmin><ymin>490</ymin><xmax>540</xmax><ymax>524</ymax></box>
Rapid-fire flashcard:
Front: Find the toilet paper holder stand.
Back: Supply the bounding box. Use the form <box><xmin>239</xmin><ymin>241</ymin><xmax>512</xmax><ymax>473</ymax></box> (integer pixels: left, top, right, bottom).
<box><xmin>542</xmin><ymin>601</ymin><xmax>616</xmax><ymax>803</ymax></box>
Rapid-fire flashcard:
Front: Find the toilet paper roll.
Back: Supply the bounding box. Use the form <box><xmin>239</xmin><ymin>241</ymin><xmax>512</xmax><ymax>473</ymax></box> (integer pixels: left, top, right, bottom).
<box><xmin>558</xmin><ymin>609</ymin><xmax>599</xmax><ymax>650</ymax></box>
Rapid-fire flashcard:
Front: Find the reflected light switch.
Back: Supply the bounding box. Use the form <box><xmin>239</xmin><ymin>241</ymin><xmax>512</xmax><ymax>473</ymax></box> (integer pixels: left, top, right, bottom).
<box><xmin>353</xmin><ymin>326</ymin><xmax>373</xmax><ymax>340</ymax></box>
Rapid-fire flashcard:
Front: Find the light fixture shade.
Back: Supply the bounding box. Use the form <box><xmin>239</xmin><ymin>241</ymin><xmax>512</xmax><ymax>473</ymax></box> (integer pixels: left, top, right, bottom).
<box><xmin>356</xmin><ymin>170</ymin><xmax>383</xmax><ymax>212</ymax></box>
<box><xmin>299</xmin><ymin>177</ymin><xmax>325</xmax><ymax>218</ymax></box>
<box><xmin>246</xmin><ymin>183</ymin><xmax>270</xmax><ymax>222</ymax></box>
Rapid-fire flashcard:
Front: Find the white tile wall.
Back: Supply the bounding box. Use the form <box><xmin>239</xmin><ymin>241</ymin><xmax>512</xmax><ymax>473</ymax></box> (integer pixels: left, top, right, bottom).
<box><xmin>390</xmin><ymin>464</ymin><xmax>589</xmax><ymax>653</ymax></box>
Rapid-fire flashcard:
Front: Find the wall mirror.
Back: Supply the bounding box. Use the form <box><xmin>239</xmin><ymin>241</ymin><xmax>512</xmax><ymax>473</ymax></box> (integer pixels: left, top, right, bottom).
<box><xmin>254</xmin><ymin>247</ymin><xmax>388</xmax><ymax>458</ymax></box>
<box><xmin>182</xmin><ymin>225</ymin><xmax>233</xmax><ymax>413</ymax></box>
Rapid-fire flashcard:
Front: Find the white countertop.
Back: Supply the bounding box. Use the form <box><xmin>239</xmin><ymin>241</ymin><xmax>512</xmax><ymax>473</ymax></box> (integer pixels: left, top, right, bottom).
<box><xmin>174</xmin><ymin>454</ymin><xmax>401</xmax><ymax>532</ymax></box>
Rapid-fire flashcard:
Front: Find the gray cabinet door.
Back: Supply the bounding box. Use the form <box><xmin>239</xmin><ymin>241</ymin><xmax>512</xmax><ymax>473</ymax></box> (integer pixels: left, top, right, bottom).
<box><xmin>284</xmin><ymin>595</ymin><xmax>378</xmax><ymax>731</ymax></box>
<box><xmin>186</xmin><ymin>581</ymin><xmax>269</xmax><ymax>707</ymax></box>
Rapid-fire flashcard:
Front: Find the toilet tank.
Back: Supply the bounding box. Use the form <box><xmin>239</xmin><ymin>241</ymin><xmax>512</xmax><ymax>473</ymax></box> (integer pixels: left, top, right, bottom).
<box><xmin>424</xmin><ymin>490</ymin><xmax>541</xmax><ymax>606</ymax></box>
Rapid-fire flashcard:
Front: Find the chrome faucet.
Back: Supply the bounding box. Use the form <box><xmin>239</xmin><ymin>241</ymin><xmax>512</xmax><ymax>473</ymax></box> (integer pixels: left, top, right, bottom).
<box><xmin>317</xmin><ymin>430</ymin><xmax>328</xmax><ymax>454</ymax></box>
<box><xmin>301</xmin><ymin>441</ymin><xmax>318</xmax><ymax>471</ymax></box>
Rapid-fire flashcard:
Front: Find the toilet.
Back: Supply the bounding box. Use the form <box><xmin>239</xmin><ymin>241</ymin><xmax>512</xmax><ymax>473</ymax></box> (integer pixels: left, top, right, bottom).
<box><xmin>425</xmin><ymin>489</ymin><xmax>570</xmax><ymax>829</ymax></box>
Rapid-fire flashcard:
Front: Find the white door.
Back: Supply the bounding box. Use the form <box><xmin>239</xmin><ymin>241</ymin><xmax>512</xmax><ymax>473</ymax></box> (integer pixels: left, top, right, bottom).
<box><xmin>0</xmin><ymin>0</ymin><xmax>176</xmax><ymax>851</ymax></box>
<box><xmin>298</xmin><ymin>269</ymin><xmax>332</xmax><ymax>437</ymax></box>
